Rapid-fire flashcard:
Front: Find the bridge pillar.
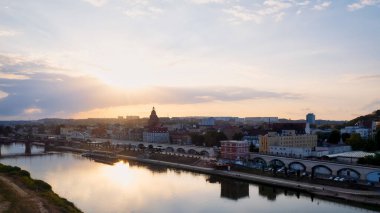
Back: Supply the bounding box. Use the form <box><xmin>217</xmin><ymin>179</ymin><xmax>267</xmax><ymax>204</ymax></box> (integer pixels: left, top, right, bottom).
<box><xmin>25</xmin><ymin>141</ymin><xmax>31</xmax><ymax>155</ymax></box>
<box><xmin>0</xmin><ymin>144</ymin><xmax>2</xmax><ymax>157</ymax></box>
<box><xmin>44</xmin><ymin>141</ymin><xmax>50</xmax><ymax>153</ymax></box>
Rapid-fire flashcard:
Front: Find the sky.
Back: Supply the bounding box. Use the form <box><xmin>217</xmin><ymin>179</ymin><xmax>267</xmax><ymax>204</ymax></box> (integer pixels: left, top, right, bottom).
<box><xmin>0</xmin><ymin>0</ymin><xmax>379</xmax><ymax>120</ymax></box>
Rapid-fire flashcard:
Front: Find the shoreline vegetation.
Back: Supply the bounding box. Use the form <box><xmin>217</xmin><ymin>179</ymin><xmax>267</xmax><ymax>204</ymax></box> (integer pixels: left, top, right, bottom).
<box><xmin>52</xmin><ymin>146</ymin><xmax>380</xmax><ymax>210</ymax></box>
<box><xmin>0</xmin><ymin>163</ymin><xmax>82</xmax><ymax>213</ymax></box>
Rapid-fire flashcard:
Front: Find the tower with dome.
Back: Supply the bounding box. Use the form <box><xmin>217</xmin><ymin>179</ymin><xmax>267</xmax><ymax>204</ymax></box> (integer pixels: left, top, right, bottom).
<box><xmin>143</xmin><ymin>107</ymin><xmax>170</xmax><ymax>143</ymax></box>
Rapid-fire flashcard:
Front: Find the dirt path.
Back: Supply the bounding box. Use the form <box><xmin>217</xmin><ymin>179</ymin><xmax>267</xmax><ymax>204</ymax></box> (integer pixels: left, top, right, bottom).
<box><xmin>0</xmin><ymin>175</ymin><xmax>48</xmax><ymax>213</ymax></box>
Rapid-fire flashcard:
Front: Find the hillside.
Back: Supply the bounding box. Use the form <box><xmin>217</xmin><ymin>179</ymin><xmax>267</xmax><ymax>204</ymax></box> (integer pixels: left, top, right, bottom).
<box><xmin>347</xmin><ymin>110</ymin><xmax>380</xmax><ymax>126</ymax></box>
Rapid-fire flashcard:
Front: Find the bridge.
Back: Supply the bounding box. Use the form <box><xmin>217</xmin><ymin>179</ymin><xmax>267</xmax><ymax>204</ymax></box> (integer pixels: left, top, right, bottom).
<box><xmin>249</xmin><ymin>153</ymin><xmax>380</xmax><ymax>182</ymax></box>
<box><xmin>0</xmin><ymin>140</ymin><xmax>50</xmax><ymax>158</ymax></box>
<box><xmin>92</xmin><ymin>138</ymin><xmax>216</xmax><ymax>157</ymax></box>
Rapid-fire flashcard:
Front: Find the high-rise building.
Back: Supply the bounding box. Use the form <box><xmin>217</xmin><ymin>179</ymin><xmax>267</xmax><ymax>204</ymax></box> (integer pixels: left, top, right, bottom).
<box><xmin>306</xmin><ymin>113</ymin><xmax>315</xmax><ymax>125</ymax></box>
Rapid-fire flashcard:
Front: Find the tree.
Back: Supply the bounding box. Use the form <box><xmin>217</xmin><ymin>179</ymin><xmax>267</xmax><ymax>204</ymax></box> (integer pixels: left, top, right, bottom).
<box><xmin>341</xmin><ymin>133</ymin><xmax>351</xmax><ymax>143</ymax></box>
<box><xmin>249</xmin><ymin>143</ymin><xmax>258</xmax><ymax>152</ymax></box>
<box><xmin>375</xmin><ymin>130</ymin><xmax>380</xmax><ymax>150</ymax></box>
<box><xmin>232</xmin><ymin>132</ymin><xmax>244</xmax><ymax>140</ymax></box>
<box><xmin>358</xmin><ymin>153</ymin><xmax>380</xmax><ymax>166</ymax></box>
<box><xmin>0</xmin><ymin>126</ymin><xmax>13</xmax><ymax>137</ymax></box>
<box><xmin>328</xmin><ymin>130</ymin><xmax>340</xmax><ymax>144</ymax></box>
<box><xmin>317</xmin><ymin>132</ymin><xmax>329</xmax><ymax>142</ymax></box>
<box><xmin>203</xmin><ymin>131</ymin><xmax>227</xmax><ymax>147</ymax></box>
<box><xmin>347</xmin><ymin>133</ymin><xmax>364</xmax><ymax>150</ymax></box>
<box><xmin>190</xmin><ymin>133</ymin><xmax>205</xmax><ymax>146</ymax></box>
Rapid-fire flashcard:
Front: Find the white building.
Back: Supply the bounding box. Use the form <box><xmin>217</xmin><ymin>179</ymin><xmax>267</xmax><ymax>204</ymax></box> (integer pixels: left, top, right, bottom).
<box><xmin>340</xmin><ymin>126</ymin><xmax>370</xmax><ymax>139</ymax></box>
<box><xmin>143</xmin><ymin>127</ymin><xmax>170</xmax><ymax>143</ymax></box>
<box><xmin>269</xmin><ymin>146</ymin><xmax>313</xmax><ymax>158</ymax></box>
<box><xmin>67</xmin><ymin>131</ymin><xmax>90</xmax><ymax>141</ymax></box>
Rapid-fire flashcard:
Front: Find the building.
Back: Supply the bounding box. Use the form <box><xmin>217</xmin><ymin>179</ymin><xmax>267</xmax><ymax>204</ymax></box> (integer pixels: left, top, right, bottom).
<box><xmin>340</xmin><ymin>126</ymin><xmax>370</xmax><ymax>139</ymax></box>
<box><xmin>143</xmin><ymin>127</ymin><xmax>170</xmax><ymax>143</ymax></box>
<box><xmin>325</xmin><ymin>151</ymin><xmax>375</xmax><ymax>164</ymax></box>
<box><xmin>259</xmin><ymin>130</ymin><xmax>317</xmax><ymax>154</ymax></box>
<box><xmin>220</xmin><ymin>140</ymin><xmax>250</xmax><ymax>160</ymax></box>
<box><xmin>242</xmin><ymin>135</ymin><xmax>260</xmax><ymax>148</ymax></box>
<box><xmin>306</xmin><ymin>113</ymin><xmax>315</xmax><ymax>125</ymax></box>
<box><xmin>312</xmin><ymin>145</ymin><xmax>352</xmax><ymax>157</ymax></box>
<box><xmin>269</xmin><ymin>146</ymin><xmax>313</xmax><ymax>158</ymax></box>
<box><xmin>199</xmin><ymin>117</ymin><xmax>215</xmax><ymax>126</ymax></box>
<box><xmin>244</xmin><ymin>117</ymin><xmax>279</xmax><ymax>125</ymax></box>
<box><xmin>143</xmin><ymin>107</ymin><xmax>170</xmax><ymax>143</ymax></box>
<box><xmin>128</xmin><ymin>128</ymin><xmax>143</xmax><ymax>141</ymax></box>
<box><xmin>170</xmin><ymin>133</ymin><xmax>192</xmax><ymax>145</ymax></box>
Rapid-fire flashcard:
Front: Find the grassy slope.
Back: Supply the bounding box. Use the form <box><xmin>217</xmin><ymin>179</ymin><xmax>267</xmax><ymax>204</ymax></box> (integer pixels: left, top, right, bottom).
<box><xmin>0</xmin><ymin>163</ymin><xmax>82</xmax><ymax>213</ymax></box>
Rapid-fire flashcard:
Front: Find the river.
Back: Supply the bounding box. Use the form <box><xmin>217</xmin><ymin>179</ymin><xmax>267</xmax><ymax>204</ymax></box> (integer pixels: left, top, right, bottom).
<box><xmin>0</xmin><ymin>143</ymin><xmax>377</xmax><ymax>213</ymax></box>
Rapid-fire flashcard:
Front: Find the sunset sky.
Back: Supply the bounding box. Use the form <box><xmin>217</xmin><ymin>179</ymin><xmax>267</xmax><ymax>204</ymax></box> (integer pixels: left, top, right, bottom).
<box><xmin>0</xmin><ymin>0</ymin><xmax>379</xmax><ymax>120</ymax></box>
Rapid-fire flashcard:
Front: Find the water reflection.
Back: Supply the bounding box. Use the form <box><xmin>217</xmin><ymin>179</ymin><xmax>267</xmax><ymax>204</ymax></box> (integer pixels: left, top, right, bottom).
<box><xmin>207</xmin><ymin>176</ymin><xmax>249</xmax><ymax>200</ymax></box>
<box><xmin>0</xmin><ymin>152</ymin><xmax>378</xmax><ymax>213</ymax></box>
<box><xmin>0</xmin><ymin>143</ymin><xmax>44</xmax><ymax>155</ymax></box>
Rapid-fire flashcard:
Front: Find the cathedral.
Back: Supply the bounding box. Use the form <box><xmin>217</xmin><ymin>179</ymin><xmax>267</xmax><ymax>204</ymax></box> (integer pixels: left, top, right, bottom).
<box><xmin>143</xmin><ymin>107</ymin><xmax>170</xmax><ymax>143</ymax></box>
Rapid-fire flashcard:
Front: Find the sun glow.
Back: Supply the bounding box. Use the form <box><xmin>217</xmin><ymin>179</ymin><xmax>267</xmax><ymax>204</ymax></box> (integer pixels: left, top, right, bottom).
<box><xmin>100</xmin><ymin>161</ymin><xmax>136</xmax><ymax>186</ymax></box>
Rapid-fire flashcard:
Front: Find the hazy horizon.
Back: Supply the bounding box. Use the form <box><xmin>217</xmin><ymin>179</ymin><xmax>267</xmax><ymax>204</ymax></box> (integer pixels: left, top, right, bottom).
<box><xmin>1</xmin><ymin>0</ymin><xmax>379</xmax><ymax>121</ymax></box>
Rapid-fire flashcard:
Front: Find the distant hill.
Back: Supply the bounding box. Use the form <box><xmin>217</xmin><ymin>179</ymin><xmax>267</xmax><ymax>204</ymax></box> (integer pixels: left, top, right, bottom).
<box><xmin>347</xmin><ymin>110</ymin><xmax>380</xmax><ymax>126</ymax></box>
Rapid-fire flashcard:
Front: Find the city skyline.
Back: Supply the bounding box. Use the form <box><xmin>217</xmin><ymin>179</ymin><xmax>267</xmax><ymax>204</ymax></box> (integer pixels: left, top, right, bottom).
<box><xmin>1</xmin><ymin>0</ymin><xmax>380</xmax><ymax>120</ymax></box>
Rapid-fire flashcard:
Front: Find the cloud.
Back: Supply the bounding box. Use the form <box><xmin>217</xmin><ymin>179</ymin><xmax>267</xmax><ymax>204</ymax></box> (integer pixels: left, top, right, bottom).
<box><xmin>191</xmin><ymin>0</ymin><xmax>225</xmax><ymax>4</ymax></box>
<box><xmin>0</xmin><ymin>70</ymin><xmax>301</xmax><ymax>118</ymax></box>
<box><xmin>0</xmin><ymin>90</ymin><xmax>8</xmax><ymax>99</ymax></box>
<box><xmin>82</xmin><ymin>0</ymin><xmax>108</xmax><ymax>7</ymax></box>
<box><xmin>124</xmin><ymin>7</ymin><xmax>163</xmax><ymax>18</ymax></box>
<box><xmin>347</xmin><ymin>0</ymin><xmax>380</xmax><ymax>11</ymax></box>
<box><xmin>355</xmin><ymin>74</ymin><xmax>380</xmax><ymax>81</ymax></box>
<box><xmin>0</xmin><ymin>54</ymin><xmax>69</xmax><ymax>76</ymax></box>
<box><xmin>313</xmin><ymin>1</ymin><xmax>331</xmax><ymax>11</ymax></box>
<box><xmin>258</xmin><ymin>0</ymin><xmax>293</xmax><ymax>16</ymax></box>
<box><xmin>0</xmin><ymin>73</ymin><xmax>29</xmax><ymax>80</ymax></box>
<box><xmin>24</xmin><ymin>107</ymin><xmax>42</xmax><ymax>114</ymax></box>
<box><xmin>274</xmin><ymin>12</ymin><xmax>286</xmax><ymax>22</ymax></box>
<box><xmin>222</xmin><ymin>0</ymin><xmax>317</xmax><ymax>23</ymax></box>
<box><xmin>223</xmin><ymin>6</ymin><xmax>262</xmax><ymax>23</ymax></box>
<box><xmin>0</xmin><ymin>30</ymin><xmax>19</xmax><ymax>37</ymax></box>
<box><xmin>342</xmin><ymin>74</ymin><xmax>380</xmax><ymax>82</ymax></box>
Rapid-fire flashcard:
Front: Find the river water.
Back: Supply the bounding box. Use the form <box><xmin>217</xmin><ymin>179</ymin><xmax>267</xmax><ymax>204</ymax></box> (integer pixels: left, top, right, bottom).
<box><xmin>0</xmin><ymin>143</ymin><xmax>377</xmax><ymax>213</ymax></box>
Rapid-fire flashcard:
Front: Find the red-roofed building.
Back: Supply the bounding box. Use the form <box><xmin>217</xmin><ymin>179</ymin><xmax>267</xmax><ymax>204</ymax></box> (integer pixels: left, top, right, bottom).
<box><xmin>220</xmin><ymin>140</ymin><xmax>250</xmax><ymax>160</ymax></box>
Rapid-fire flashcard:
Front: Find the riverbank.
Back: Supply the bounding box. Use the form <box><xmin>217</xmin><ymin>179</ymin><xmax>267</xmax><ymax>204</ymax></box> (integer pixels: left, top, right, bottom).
<box><xmin>52</xmin><ymin>146</ymin><xmax>380</xmax><ymax>208</ymax></box>
<box><xmin>0</xmin><ymin>163</ymin><xmax>82</xmax><ymax>213</ymax></box>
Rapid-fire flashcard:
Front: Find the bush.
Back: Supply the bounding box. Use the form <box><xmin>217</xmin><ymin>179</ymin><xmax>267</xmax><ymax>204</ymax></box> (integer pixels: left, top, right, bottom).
<box><xmin>34</xmin><ymin>179</ymin><xmax>52</xmax><ymax>191</ymax></box>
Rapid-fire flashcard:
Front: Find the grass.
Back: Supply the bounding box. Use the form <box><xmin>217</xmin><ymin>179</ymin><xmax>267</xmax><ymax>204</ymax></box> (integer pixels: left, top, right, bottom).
<box><xmin>0</xmin><ymin>163</ymin><xmax>82</xmax><ymax>213</ymax></box>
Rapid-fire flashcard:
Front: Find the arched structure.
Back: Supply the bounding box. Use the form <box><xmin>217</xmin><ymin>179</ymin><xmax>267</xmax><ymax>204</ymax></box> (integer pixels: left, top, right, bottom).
<box><xmin>200</xmin><ymin>150</ymin><xmax>209</xmax><ymax>157</ymax></box>
<box><xmin>251</xmin><ymin>157</ymin><xmax>267</xmax><ymax>167</ymax></box>
<box><xmin>188</xmin><ymin>149</ymin><xmax>197</xmax><ymax>155</ymax></box>
<box><xmin>288</xmin><ymin>162</ymin><xmax>306</xmax><ymax>172</ymax></box>
<box><xmin>269</xmin><ymin>159</ymin><xmax>285</xmax><ymax>168</ymax></box>
<box><xmin>312</xmin><ymin>165</ymin><xmax>332</xmax><ymax>176</ymax></box>
<box><xmin>337</xmin><ymin>168</ymin><xmax>360</xmax><ymax>179</ymax></box>
<box><xmin>367</xmin><ymin>171</ymin><xmax>380</xmax><ymax>183</ymax></box>
<box><xmin>166</xmin><ymin>147</ymin><xmax>174</xmax><ymax>152</ymax></box>
<box><xmin>177</xmin><ymin>148</ymin><xmax>186</xmax><ymax>153</ymax></box>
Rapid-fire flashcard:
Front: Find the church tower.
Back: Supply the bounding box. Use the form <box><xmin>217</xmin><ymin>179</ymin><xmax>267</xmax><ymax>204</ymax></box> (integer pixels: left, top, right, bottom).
<box><xmin>148</xmin><ymin>107</ymin><xmax>160</xmax><ymax>128</ymax></box>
